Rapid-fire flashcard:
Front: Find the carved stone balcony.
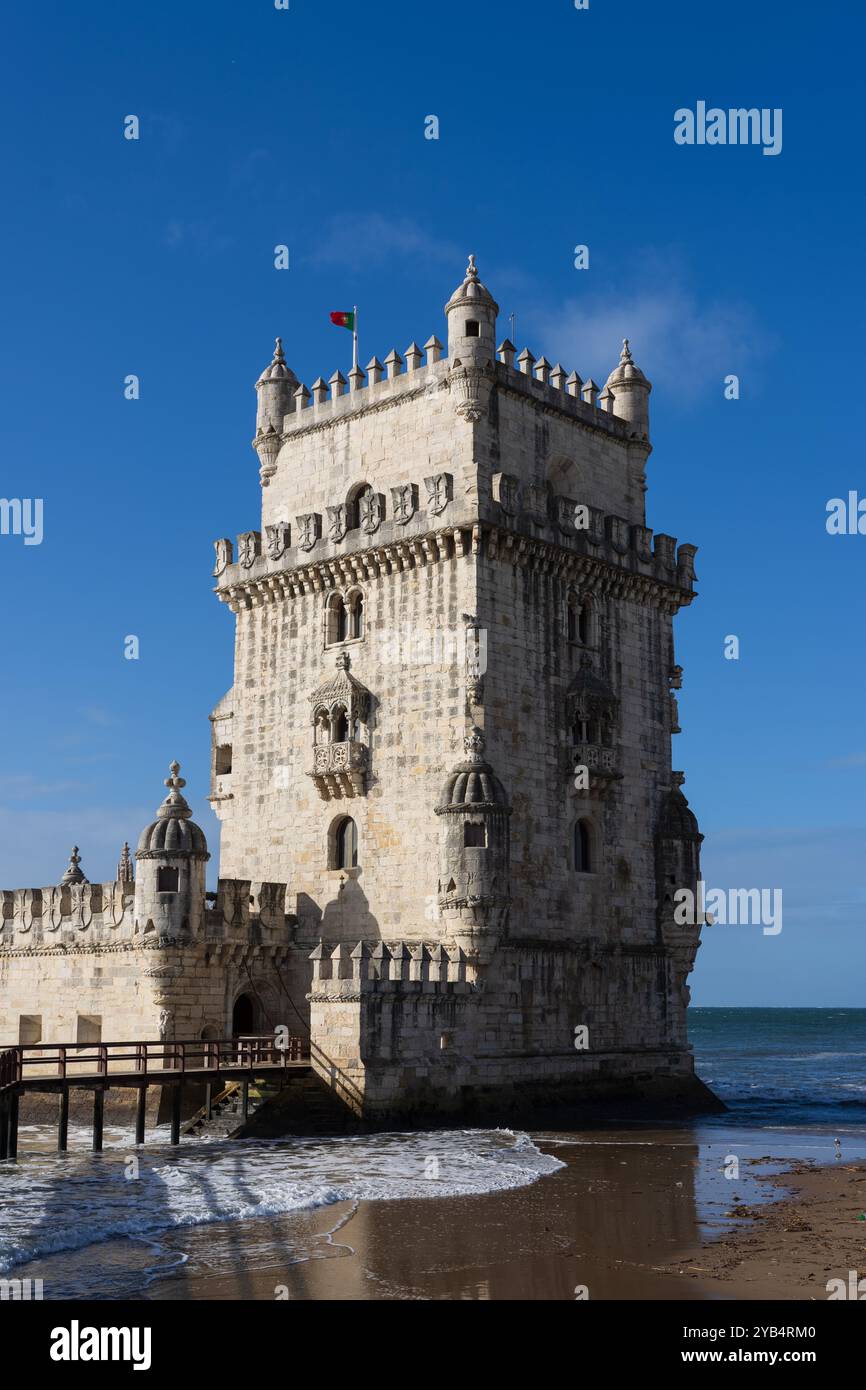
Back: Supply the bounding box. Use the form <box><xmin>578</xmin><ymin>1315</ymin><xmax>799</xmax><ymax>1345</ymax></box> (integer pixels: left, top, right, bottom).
<box><xmin>309</xmin><ymin>740</ymin><xmax>368</xmax><ymax>799</ymax></box>
<box><xmin>572</xmin><ymin>742</ymin><xmax>621</xmax><ymax>795</ymax></box>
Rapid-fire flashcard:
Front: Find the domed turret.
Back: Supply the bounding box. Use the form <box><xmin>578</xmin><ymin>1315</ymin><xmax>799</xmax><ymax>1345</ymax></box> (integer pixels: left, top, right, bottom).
<box><xmin>435</xmin><ymin>727</ymin><xmax>511</xmax><ymax>964</ymax></box>
<box><xmin>604</xmin><ymin>338</ymin><xmax>651</xmax><ymax>439</ymax></box>
<box><xmin>134</xmin><ymin>761</ymin><xmax>209</xmax><ymax>938</ymax></box>
<box><xmin>253</xmin><ymin>337</ymin><xmax>298</xmax><ymax>485</ymax></box>
<box><xmin>445</xmin><ymin>254</ymin><xmax>499</xmax><ymax>366</ymax></box>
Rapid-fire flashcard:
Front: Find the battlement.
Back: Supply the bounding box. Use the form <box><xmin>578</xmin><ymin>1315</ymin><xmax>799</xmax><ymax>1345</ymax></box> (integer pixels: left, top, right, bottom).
<box><xmin>204</xmin><ymin>878</ymin><xmax>293</xmax><ymax>940</ymax></box>
<box><xmin>258</xmin><ymin>336</ymin><xmax>635</xmax><ymax>451</ymax></box>
<box><xmin>0</xmin><ymin>876</ymin><xmax>292</xmax><ymax>949</ymax></box>
<box><xmin>0</xmin><ymin>881</ymin><xmax>135</xmax><ymax>945</ymax></box>
<box><xmin>309</xmin><ymin>940</ymin><xmax>479</xmax><ymax>995</ymax></box>
<box><xmin>212</xmin><ymin>499</ymin><xmax>698</xmax><ymax>609</ymax></box>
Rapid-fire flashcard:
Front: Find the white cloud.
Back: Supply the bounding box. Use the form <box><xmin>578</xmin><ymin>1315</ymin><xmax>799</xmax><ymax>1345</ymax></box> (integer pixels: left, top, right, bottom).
<box><xmin>308</xmin><ymin>213</ymin><xmax>463</xmax><ymax>271</ymax></box>
<box><xmin>530</xmin><ymin>279</ymin><xmax>769</xmax><ymax>400</ymax></box>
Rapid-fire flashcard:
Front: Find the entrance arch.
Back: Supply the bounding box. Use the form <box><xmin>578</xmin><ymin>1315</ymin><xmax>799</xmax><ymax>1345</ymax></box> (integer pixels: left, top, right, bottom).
<box><xmin>232</xmin><ymin>993</ymin><xmax>256</xmax><ymax>1036</ymax></box>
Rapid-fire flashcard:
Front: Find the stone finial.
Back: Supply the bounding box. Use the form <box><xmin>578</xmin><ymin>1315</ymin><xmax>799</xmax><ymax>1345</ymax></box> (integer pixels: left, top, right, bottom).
<box><xmin>273</xmin><ymin>336</ymin><xmax>286</xmax><ymax>366</ymax></box>
<box><xmin>466</xmin><ymin>253</ymin><xmax>478</xmax><ymax>280</ymax></box>
<box><xmin>516</xmin><ymin>348</ymin><xmax>535</xmax><ymax>376</ymax></box>
<box><xmin>404</xmin><ymin>342</ymin><xmax>423</xmax><ymax>372</ymax></box>
<box><xmin>581</xmin><ymin>378</ymin><xmax>600</xmax><ymax>406</ymax></box>
<box><xmin>336</xmin><ymin>651</ymin><xmax>351</xmax><ymax>671</ymax></box>
<box><xmin>348</xmin><ymin>365</ymin><xmax>365</xmax><ymax>392</ymax></box>
<box><xmin>620</xmin><ymin>337</ymin><xmax>634</xmax><ymax>367</ymax></box>
<box><xmin>423</xmin><ymin>335</ymin><xmax>444</xmax><ymax>365</ymax></box>
<box><xmin>294</xmin><ymin>382</ymin><xmax>311</xmax><ymax>411</ymax></box>
<box><xmin>329</xmin><ymin>369</ymin><xmax>347</xmax><ymax>400</ymax></box>
<box><xmin>117</xmin><ymin>842</ymin><xmax>134</xmax><ymax>884</ymax></box>
<box><xmin>366</xmin><ymin>356</ymin><xmax>384</xmax><ymax>385</ymax></box>
<box><xmin>157</xmin><ymin>760</ymin><xmax>193</xmax><ymax>821</ymax></box>
<box><xmin>497</xmin><ymin>338</ymin><xmax>516</xmax><ymax>369</ymax></box>
<box><xmin>565</xmin><ymin>370</ymin><xmax>583</xmax><ymax>397</ymax></box>
<box><xmin>61</xmin><ymin>846</ymin><xmax>88</xmax><ymax>886</ymax></box>
<box><xmin>464</xmin><ymin>725</ymin><xmax>485</xmax><ymax>762</ymax></box>
<box><xmin>534</xmin><ymin>355</ymin><xmax>550</xmax><ymax>384</ymax></box>
<box><xmin>384</xmin><ymin>349</ymin><xmax>403</xmax><ymax>381</ymax></box>
<box><xmin>311</xmin><ymin>377</ymin><xmax>328</xmax><ymax>405</ymax></box>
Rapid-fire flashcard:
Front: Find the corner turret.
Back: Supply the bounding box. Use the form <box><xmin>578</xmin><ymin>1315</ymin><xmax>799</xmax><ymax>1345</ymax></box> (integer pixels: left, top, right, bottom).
<box><xmin>445</xmin><ymin>254</ymin><xmax>498</xmax><ymax>366</ymax></box>
<box><xmin>253</xmin><ymin>337</ymin><xmax>298</xmax><ymax>486</ymax></box>
<box><xmin>134</xmin><ymin>760</ymin><xmax>209</xmax><ymax>938</ymax></box>
<box><xmin>604</xmin><ymin>338</ymin><xmax>652</xmax><ymax>440</ymax></box>
<box><xmin>435</xmin><ymin>727</ymin><xmax>512</xmax><ymax>965</ymax></box>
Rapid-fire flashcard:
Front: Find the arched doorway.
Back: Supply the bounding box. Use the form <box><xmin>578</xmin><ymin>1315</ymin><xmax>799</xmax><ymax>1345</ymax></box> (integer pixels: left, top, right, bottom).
<box><xmin>232</xmin><ymin>993</ymin><xmax>255</xmax><ymax>1037</ymax></box>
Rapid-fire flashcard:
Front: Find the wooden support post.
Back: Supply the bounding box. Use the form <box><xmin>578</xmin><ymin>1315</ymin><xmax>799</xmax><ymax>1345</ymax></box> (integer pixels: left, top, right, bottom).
<box><xmin>58</xmin><ymin>1087</ymin><xmax>69</xmax><ymax>1152</ymax></box>
<box><xmin>0</xmin><ymin>1099</ymin><xmax>8</xmax><ymax>1161</ymax></box>
<box><xmin>7</xmin><ymin>1093</ymin><xmax>19</xmax><ymax>1160</ymax></box>
<box><xmin>135</xmin><ymin>1086</ymin><xmax>146</xmax><ymax>1146</ymax></box>
<box><xmin>205</xmin><ymin>1083</ymin><xmax>213</xmax><ymax>1121</ymax></box>
<box><xmin>92</xmin><ymin>1088</ymin><xmax>104</xmax><ymax>1153</ymax></box>
<box><xmin>170</xmin><ymin>1084</ymin><xmax>182</xmax><ymax>1146</ymax></box>
<box><xmin>241</xmin><ymin>1079</ymin><xmax>250</xmax><ymax>1120</ymax></box>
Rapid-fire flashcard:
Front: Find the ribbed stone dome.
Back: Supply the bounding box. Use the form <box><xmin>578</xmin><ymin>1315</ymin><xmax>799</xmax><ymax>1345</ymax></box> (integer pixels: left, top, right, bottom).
<box><xmin>436</xmin><ymin>728</ymin><xmax>511</xmax><ymax>814</ymax></box>
<box><xmin>658</xmin><ymin>779</ymin><xmax>700</xmax><ymax>840</ymax></box>
<box><xmin>445</xmin><ymin>254</ymin><xmax>499</xmax><ymax>314</ymax></box>
<box><xmin>604</xmin><ymin>338</ymin><xmax>649</xmax><ymax>389</ymax></box>
<box><xmin>255</xmin><ymin>336</ymin><xmax>298</xmax><ymax>387</ymax></box>
<box><xmin>137</xmin><ymin>815</ymin><xmax>208</xmax><ymax>857</ymax></box>
<box><xmin>135</xmin><ymin>760</ymin><xmax>210</xmax><ymax>860</ymax></box>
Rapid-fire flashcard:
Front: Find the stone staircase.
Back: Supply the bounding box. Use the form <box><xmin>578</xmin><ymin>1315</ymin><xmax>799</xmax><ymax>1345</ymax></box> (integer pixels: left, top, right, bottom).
<box><xmin>182</xmin><ymin>1070</ymin><xmax>358</xmax><ymax>1141</ymax></box>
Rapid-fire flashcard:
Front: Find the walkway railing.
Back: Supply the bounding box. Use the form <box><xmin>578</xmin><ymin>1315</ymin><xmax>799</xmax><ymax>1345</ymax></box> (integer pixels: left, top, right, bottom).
<box><xmin>0</xmin><ymin>1034</ymin><xmax>308</xmax><ymax>1092</ymax></box>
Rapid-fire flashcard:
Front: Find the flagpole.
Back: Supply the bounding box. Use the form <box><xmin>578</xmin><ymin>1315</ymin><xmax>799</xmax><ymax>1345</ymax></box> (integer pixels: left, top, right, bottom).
<box><xmin>353</xmin><ymin>304</ymin><xmax>358</xmax><ymax>373</ymax></box>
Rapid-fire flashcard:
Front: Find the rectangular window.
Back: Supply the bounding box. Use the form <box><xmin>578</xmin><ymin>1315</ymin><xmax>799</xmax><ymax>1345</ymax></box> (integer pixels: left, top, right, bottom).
<box><xmin>76</xmin><ymin>1015</ymin><xmax>102</xmax><ymax>1045</ymax></box>
<box><xmin>18</xmin><ymin>1015</ymin><xmax>42</xmax><ymax>1045</ymax></box>
<box><xmin>157</xmin><ymin>866</ymin><xmax>179</xmax><ymax>893</ymax></box>
<box><xmin>215</xmin><ymin>744</ymin><xmax>233</xmax><ymax>775</ymax></box>
<box><xmin>464</xmin><ymin>822</ymin><xmax>487</xmax><ymax>848</ymax></box>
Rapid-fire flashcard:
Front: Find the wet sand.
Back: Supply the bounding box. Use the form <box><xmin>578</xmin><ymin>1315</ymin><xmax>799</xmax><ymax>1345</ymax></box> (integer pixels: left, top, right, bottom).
<box><xmin>133</xmin><ymin>1131</ymin><xmax>865</xmax><ymax>1301</ymax></box>
<box><xmin>663</xmin><ymin>1160</ymin><xmax>866</xmax><ymax>1300</ymax></box>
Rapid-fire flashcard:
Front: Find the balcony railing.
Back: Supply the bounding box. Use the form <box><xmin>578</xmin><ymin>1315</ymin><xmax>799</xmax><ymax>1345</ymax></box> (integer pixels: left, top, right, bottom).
<box><xmin>309</xmin><ymin>740</ymin><xmax>368</xmax><ymax>799</ymax></box>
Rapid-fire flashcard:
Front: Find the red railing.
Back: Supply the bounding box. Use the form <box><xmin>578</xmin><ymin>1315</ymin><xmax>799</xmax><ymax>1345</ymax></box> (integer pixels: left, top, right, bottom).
<box><xmin>0</xmin><ymin>1034</ymin><xmax>308</xmax><ymax>1092</ymax></box>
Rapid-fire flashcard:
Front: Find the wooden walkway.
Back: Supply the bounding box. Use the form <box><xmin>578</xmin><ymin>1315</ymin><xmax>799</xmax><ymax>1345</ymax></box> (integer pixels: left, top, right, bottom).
<box><xmin>0</xmin><ymin>1035</ymin><xmax>309</xmax><ymax>1157</ymax></box>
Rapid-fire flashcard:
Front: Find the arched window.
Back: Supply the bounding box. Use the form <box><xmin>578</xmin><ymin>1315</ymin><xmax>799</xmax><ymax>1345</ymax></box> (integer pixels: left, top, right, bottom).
<box><xmin>335</xmin><ymin>816</ymin><xmax>358</xmax><ymax>870</ymax></box>
<box><xmin>326</xmin><ymin>593</ymin><xmax>348</xmax><ymax>645</ymax></box>
<box><xmin>336</xmin><ymin>597</ymin><xmax>348</xmax><ymax>642</ymax></box>
<box><xmin>566</xmin><ymin>592</ymin><xmax>590</xmax><ymax>645</ymax></box>
<box><xmin>573</xmin><ymin>819</ymin><xmax>593</xmax><ymax>874</ymax></box>
<box><xmin>332</xmin><ymin>706</ymin><xmax>349</xmax><ymax>742</ymax></box>
<box><xmin>350</xmin><ymin>592</ymin><xmax>365</xmax><ymax>639</ymax></box>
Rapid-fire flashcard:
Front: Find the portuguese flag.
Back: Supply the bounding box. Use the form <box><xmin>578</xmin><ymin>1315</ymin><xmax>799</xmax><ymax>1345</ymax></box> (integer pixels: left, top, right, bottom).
<box><xmin>330</xmin><ymin>310</ymin><xmax>355</xmax><ymax>331</ymax></box>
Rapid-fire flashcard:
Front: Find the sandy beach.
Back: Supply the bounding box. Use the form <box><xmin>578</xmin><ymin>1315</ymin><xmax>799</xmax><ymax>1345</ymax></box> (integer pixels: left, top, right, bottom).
<box><xmin>118</xmin><ymin>1131</ymin><xmax>864</xmax><ymax>1302</ymax></box>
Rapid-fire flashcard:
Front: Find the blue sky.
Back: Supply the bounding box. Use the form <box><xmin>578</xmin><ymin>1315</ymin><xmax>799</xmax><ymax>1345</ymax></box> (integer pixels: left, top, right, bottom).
<box><xmin>1</xmin><ymin>0</ymin><xmax>864</xmax><ymax>1005</ymax></box>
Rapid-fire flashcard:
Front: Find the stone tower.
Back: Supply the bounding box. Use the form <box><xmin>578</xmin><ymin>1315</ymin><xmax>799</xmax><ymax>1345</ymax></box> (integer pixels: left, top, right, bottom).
<box><xmin>209</xmin><ymin>256</ymin><xmax>712</xmax><ymax>1119</ymax></box>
